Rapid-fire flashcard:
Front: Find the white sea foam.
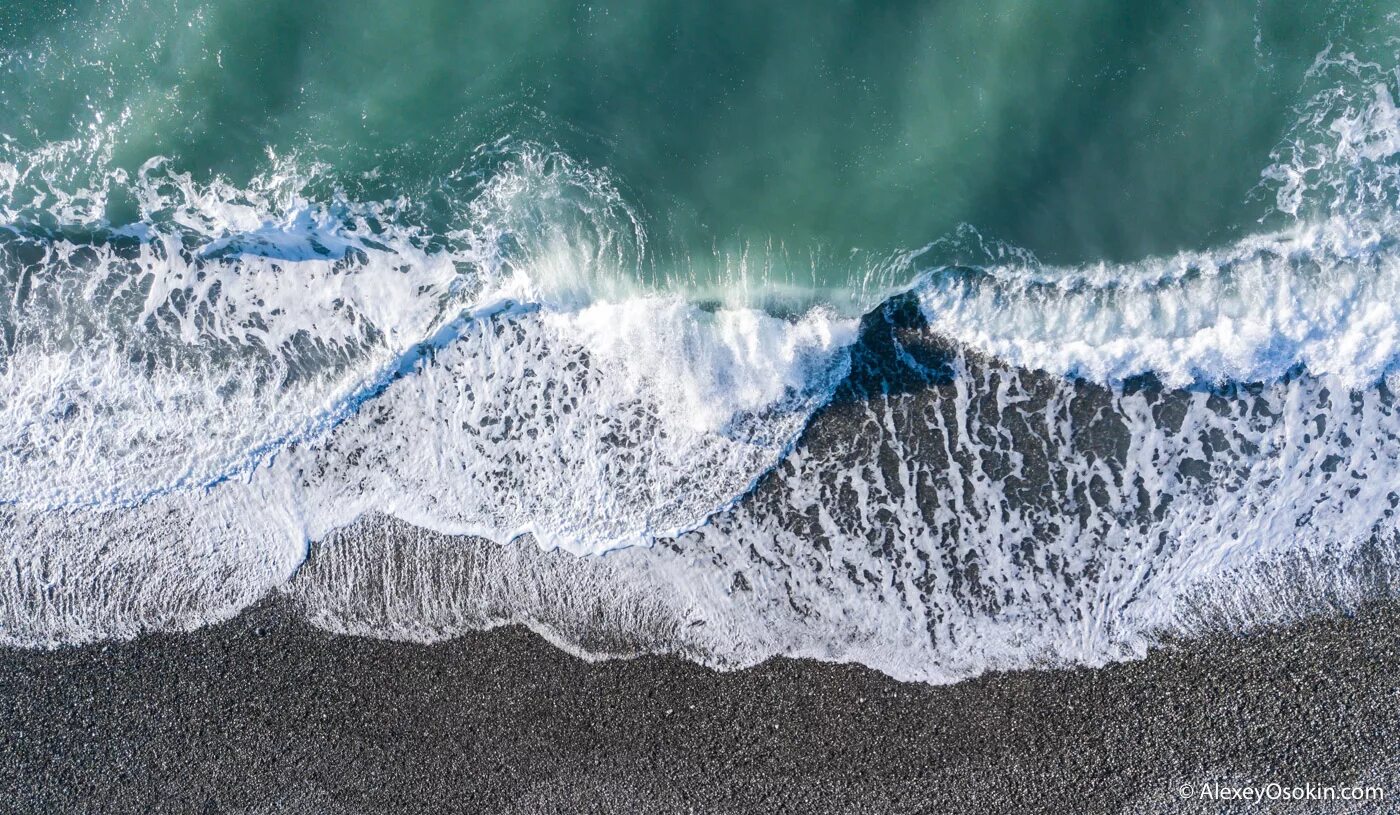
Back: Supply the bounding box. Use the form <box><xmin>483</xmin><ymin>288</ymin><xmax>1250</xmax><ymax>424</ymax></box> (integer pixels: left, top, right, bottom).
<box><xmin>0</xmin><ymin>475</ymin><xmax>306</xmax><ymax>648</ymax></box>
<box><xmin>0</xmin><ymin>157</ymin><xmax>472</xmax><ymax>507</ymax></box>
<box><xmin>913</xmin><ymin>53</ymin><xmax>1400</xmax><ymax>389</ymax></box>
<box><xmin>913</xmin><ymin>221</ymin><xmax>1400</xmax><ymax>388</ymax></box>
<box><xmin>283</xmin><ymin>294</ymin><xmax>854</xmax><ymax>554</ymax></box>
<box><xmin>0</xmin><ymin>139</ymin><xmax>860</xmax><ymax>646</ymax></box>
<box><xmin>6</xmin><ymin>41</ymin><xmax>1400</xmax><ymax>686</ymax></box>
<box><xmin>287</xmin><ymin>358</ymin><xmax>1400</xmax><ymax>685</ymax></box>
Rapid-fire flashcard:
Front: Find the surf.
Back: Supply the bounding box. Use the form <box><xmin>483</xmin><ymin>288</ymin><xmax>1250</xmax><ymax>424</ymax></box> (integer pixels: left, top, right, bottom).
<box><xmin>7</xmin><ymin>0</ymin><xmax>1400</xmax><ymax>687</ymax></box>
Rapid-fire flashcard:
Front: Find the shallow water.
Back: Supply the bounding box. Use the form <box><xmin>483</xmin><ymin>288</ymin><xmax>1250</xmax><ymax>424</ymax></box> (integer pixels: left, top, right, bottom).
<box><xmin>4</xmin><ymin>0</ymin><xmax>1400</xmax><ymax>683</ymax></box>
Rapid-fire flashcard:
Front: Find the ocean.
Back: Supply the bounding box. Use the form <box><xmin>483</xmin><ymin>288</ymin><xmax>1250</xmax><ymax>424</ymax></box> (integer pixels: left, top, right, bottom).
<box><xmin>4</xmin><ymin>0</ymin><xmax>1400</xmax><ymax>683</ymax></box>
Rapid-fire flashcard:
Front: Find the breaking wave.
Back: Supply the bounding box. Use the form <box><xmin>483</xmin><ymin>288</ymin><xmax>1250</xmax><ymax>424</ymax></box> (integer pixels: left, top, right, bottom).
<box><xmin>7</xmin><ymin>34</ymin><xmax>1400</xmax><ymax>684</ymax></box>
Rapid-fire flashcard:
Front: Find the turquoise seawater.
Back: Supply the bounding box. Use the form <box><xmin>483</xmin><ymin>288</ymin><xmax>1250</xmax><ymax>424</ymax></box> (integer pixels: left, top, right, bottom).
<box><xmin>3</xmin><ymin>0</ymin><xmax>1393</xmax><ymax>302</ymax></box>
<box><xmin>11</xmin><ymin>1</ymin><xmax>1400</xmax><ymax>682</ymax></box>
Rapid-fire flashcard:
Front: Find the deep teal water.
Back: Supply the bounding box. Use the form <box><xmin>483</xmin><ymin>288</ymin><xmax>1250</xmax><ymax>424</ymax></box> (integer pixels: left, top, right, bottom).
<box><xmin>1</xmin><ymin>0</ymin><xmax>1394</xmax><ymax>291</ymax></box>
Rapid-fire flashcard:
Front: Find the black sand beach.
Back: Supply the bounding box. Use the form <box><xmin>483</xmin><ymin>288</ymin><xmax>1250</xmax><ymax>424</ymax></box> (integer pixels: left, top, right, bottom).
<box><xmin>2</xmin><ymin>598</ymin><xmax>1398</xmax><ymax>814</ymax></box>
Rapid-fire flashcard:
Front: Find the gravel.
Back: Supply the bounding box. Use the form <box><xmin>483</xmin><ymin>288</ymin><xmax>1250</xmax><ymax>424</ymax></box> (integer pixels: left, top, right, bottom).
<box><xmin>1</xmin><ymin>598</ymin><xmax>1398</xmax><ymax>814</ymax></box>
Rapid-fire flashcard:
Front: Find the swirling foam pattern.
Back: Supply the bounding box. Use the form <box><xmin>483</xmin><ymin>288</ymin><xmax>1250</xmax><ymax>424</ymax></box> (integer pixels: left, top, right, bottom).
<box><xmin>6</xmin><ymin>9</ymin><xmax>1400</xmax><ymax>686</ymax></box>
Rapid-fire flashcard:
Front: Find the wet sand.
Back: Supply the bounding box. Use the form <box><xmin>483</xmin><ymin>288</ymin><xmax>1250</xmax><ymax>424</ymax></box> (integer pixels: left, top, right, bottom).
<box><xmin>1</xmin><ymin>598</ymin><xmax>1398</xmax><ymax>814</ymax></box>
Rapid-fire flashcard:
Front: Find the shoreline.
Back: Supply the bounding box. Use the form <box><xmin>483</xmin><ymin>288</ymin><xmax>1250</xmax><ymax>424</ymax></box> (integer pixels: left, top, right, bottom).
<box><xmin>2</xmin><ymin>598</ymin><xmax>1398</xmax><ymax>814</ymax></box>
